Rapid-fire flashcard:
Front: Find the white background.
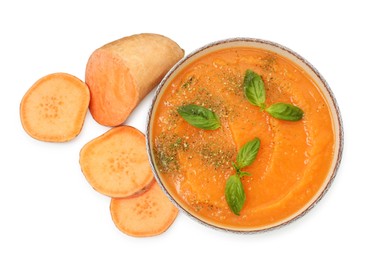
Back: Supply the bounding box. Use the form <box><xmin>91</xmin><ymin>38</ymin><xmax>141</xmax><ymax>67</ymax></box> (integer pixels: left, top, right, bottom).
<box><xmin>1</xmin><ymin>0</ymin><xmax>374</xmax><ymax>259</ymax></box>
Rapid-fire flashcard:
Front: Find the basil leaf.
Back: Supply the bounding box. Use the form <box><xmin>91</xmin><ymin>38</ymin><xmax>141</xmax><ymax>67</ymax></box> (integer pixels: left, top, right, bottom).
<box><xmin>225</xmin><ymin>175</ymin><xmax>246</xmax><ymax>216</ymax></box>
<box><xmin>236</xmin><ymin>137</ymin><xmax>260</xmax><ymax>169</ymax></box>
<box><xmin>177</xmin><ymin>104</ymin><xmax>220</xmax><ymax>130</ymax></box>
<box><xmin>243</xmin><ymin>70</ymin><xmax>266</xmax><ymax>108</ymax></box>
<box><xmin>266</xmin><ymin>102</ymin><xmax>304</xmax><ymax>121</ymax></box>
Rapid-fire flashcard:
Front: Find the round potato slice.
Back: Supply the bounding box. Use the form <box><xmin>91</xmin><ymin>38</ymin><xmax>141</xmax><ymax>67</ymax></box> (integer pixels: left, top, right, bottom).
<box><xmin>20</xmin><ymin>73</ymin><xmax>90</xmax><ymax>142</ymax></box>
<box><xmin>79</xmin><ymin>126</ymin><xmax>154</xmax><ymax>198</ymax></box>
<box><xmin>110</xmin><ymin>180</ymin><xmax>178</xmax><ymax>237</ymax></box>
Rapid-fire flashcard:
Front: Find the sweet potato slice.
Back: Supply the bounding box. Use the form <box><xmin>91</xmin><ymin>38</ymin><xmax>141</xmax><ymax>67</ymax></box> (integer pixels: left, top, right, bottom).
<box><xmin>85</xmin><ymin>33</ymin><xmax>184</xmax><ymax>126</ymax></box>
<box><xmin>79</xmin><ymin>125</ymin><xmax>154</xmax><ymax>198</ymax></box>
<box><xmin>20</xmin><ymin>73</ymin><xmax>90</xmax><ymax>142</ymax></box>
<box><xmin>110</xmin><ymin>180</ymin><xmax>178</xmax><ymax>237</ymax></box>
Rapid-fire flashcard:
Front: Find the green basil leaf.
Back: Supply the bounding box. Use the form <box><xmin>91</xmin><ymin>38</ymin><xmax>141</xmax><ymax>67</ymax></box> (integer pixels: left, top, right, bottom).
<box><xmin>225</xmin><ymin>175</ymin><xmax>246</xmax><ymax>216</ymax></box>
<box><xmin>243</xmin><ymin>70</ymin><xmax>266</xmax><ymax>108</ymax></box>
<box><xmin>266</xmin><ymin>102</ymin><xmax>304</xmax><ymax>121</ymax></box>
<box><xmin>236</xmin><ymin>137</ymin><xmax>260</xmax><ymax>169</ymax></box>
<box><xmin>177</xmin><ymin>104</ymin><xmax>220</xmax><ymax>130</ymax></box>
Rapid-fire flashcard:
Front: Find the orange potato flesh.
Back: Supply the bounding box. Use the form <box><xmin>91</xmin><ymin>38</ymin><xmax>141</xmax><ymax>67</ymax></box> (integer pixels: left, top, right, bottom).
<box><xmin>20</xmin><ymin>72</ymin><xmax>90</xmax><ymax>142</ymax></box>
<box><xmin>110</xmin><ymin>180</ymin><xmax>179</xmax><ymax>237</ymax></box>
<box><xmin>85</xmin><ymin>33</ymin><xmax>184</xmax><ymax>126</ymax></box>
<box><xmin>79</xmin><ymin>126</ymin><xmax>154</xmax><ymax>198</ymax></box>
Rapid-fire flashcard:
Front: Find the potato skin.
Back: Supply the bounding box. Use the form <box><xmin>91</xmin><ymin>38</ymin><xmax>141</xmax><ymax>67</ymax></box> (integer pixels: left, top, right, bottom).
<box><xmin>85</xmin><ymin>33</ymin><xmax>184</xmax><ymax>126</ymax></box>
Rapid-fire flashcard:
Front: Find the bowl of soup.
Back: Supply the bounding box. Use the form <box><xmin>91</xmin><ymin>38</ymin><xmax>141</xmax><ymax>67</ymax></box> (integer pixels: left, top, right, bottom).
<box><xmin>146</xmin><ymin>38</ymin><xmax>343</xmax><ymax>233</ymax></box>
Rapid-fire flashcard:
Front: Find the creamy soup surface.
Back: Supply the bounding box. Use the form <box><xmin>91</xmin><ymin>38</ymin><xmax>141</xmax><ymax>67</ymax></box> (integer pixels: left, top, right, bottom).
<box><xmin>151</xmin><ymin>47</ymin><xmax>334</xmax><ymax>230</ymax></box>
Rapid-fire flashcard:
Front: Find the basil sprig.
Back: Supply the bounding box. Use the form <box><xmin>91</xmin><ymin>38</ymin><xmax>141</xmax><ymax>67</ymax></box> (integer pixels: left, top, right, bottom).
<box><xmin>243</xmin><ymin>69</ymin><xmax>304</xmax><ymax>121</ymax></box>
<box><xmin>177</xmin><ymin>104</ymin><xmax>220</xmax><ymax>130</ymax></box>
<box><xmin>225</xmin><ymin>137</ymin><xmax>260</xmax><ymax>216</ymax></box>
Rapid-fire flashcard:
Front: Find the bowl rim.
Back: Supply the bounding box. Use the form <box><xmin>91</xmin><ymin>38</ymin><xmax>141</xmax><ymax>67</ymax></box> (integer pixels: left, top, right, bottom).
<box><xmin>146</xmin><ymin>37</ymin><xmax>344</xmax><ymax>234</ymax></box>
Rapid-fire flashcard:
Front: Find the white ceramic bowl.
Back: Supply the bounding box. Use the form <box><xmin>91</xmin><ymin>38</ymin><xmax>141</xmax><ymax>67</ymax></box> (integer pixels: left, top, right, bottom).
<box><xmin>146</xmin><ymin>38</ymin><xmax>344</xmax><ymax>233</ymax></box>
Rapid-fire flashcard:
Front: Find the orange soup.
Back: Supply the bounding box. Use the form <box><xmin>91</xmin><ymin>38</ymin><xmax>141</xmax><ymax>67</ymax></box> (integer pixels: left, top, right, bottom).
<box><xmin>150</xmin><ymin>45</ymin><xmax>336</xmax><ymax>231</ymax></box>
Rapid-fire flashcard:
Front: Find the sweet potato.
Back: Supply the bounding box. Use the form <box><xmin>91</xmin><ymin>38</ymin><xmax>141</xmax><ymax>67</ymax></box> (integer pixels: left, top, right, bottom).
<box><xmin>79</xmin><ymin>125</ymin><xmax>154</xmax><ymax>198</ymax></box>
<box><xmin>85</xmin><ymin>33</ymin><xmax>184</xmax><ymax>126</ymax></box>
<box><xmin>20</xmin><ymin>72</ymin><xmax>90</xmax><ymax>142</ymax></box>
<box><xmin>110</xmin><ymin>180</ymin><xmax>178</xmax><ymax>237</ymax></box>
